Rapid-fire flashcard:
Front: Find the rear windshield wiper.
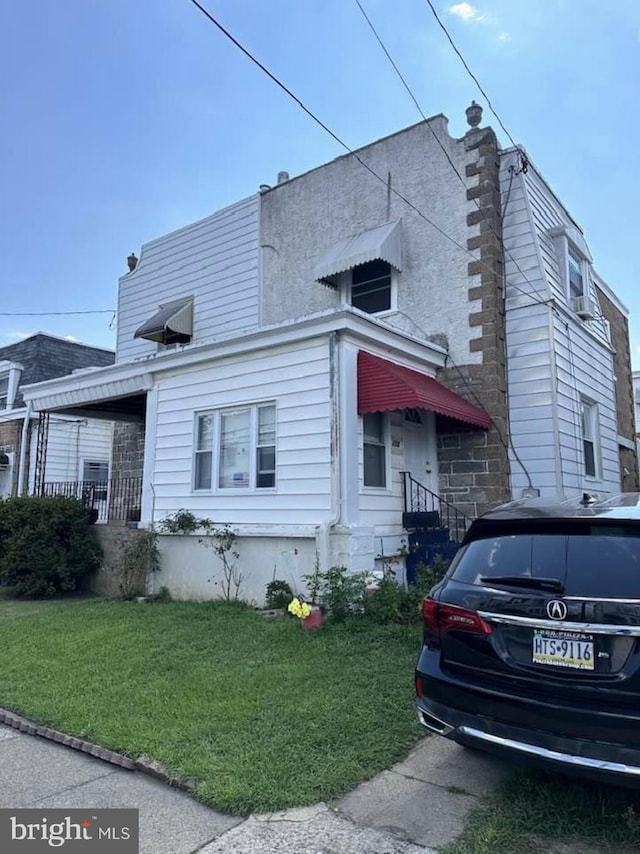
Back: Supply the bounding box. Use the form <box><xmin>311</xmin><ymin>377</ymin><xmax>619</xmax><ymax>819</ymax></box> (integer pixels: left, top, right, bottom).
<box><xmin>479</xmin><ymin>575</ymin><xmax>565</xmax><ymax>594</ymax></box>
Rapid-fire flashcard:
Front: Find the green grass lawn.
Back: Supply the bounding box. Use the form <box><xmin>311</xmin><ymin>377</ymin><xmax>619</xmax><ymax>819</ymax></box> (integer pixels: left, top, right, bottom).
<box><xmin>0</xmin><ymin>598</ymin><xmax>423</xmax><ymax>814</ymax></box>
<box><xmin>446</xmin><ymin>768</ymin><xmax>640</xmax><ymax>854</ymax></box>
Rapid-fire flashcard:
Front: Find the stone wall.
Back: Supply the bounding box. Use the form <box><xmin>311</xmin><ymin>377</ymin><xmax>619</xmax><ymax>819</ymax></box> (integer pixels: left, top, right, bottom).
<box><xmin>436</xmin><ymin>126</ymin><xmax>511</xmax><ymax>518</ymax></box>
<box><xmin>0</xmin><ymin>420</ymin><xmax>25</xmax><ymax>495</ymax></box>
<box><xmin>111</xmin><ymin>422</ymin><xmax>145</xmax><ymax>480</ymax></box>
<box><xmin>596</xmin><ymin>286</ymin><xmax>639</xmax><ymax>491</ymax></box>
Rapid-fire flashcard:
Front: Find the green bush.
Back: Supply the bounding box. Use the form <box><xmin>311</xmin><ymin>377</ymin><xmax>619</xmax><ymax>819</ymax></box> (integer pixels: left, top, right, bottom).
<box><xmin>367</xmin><ymin>556</ymin><xmax>453</xmax><ymax>625</ymax></box>
<box><xmin>303</xmin><ymin>565</ymin><xmax>367</xmax><ymax>622</ymax></box>
<box><xmin>265</xmin><ymin>579</ymin><xmax>294</xmax><ymax>610</ymax></box>
<box><xmin>0</xmin><ymin>495</ymin><xmax>102</xmax><ymax>598</ymax></box>
<box><xmin>116</xmin><ymin>530</ymin><xmax>160</xmax><ymax>600</ymax></box>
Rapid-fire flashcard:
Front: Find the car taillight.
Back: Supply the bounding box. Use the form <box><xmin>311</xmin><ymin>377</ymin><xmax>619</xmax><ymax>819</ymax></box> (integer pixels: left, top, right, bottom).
<box><xmin>422</xmin><ymin>597</ymin><xmax>492</xmax><ymax>635</ymax></box>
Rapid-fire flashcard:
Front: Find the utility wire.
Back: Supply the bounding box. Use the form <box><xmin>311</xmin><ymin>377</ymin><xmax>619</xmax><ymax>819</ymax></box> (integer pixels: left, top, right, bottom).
<box><xmin>353</xmin><ymin>0</ymin><xmax>546</xmax><ymax>309</ymax></box>
<box><xmin>424</xmin><ymin>0</ymin><xmax>522</xmax><ymax>154</ymax></box>
<box><xmin>186</xmin><ymin>0</ymin><xmax>547</xmax><ymax>306</ymax></box>
<box><xmin>0</xmin><ymin>310</ymin><xmax>115</xmax><ymax>317</ymax></box>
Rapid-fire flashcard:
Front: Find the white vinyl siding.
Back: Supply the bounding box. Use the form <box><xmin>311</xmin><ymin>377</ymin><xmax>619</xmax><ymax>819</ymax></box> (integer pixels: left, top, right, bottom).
<box><xmin>28</xmin><ymin>417</ymin><xmax>113</xmax><ymax>486</ymax></box>
<box><xmin>117</xmin><ymin>196</ymin><xmax>260</xmax><ymax>363</ymax></box>
<box><xmin>151</xmin><ymin>338</ymin><xmax>332</xmax><ymax>525</ymax></box>
<box><xmin>501</xmin><ymin>149</ymin><xmax>620</xmax><ymax>497</ymax></box>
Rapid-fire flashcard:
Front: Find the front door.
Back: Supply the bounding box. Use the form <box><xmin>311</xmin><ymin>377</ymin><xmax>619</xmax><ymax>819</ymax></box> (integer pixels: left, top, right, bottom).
<box><xmin>403</xmin><ymin>409</ymin><xmax>438</xmax><ymax>494</ymax></box>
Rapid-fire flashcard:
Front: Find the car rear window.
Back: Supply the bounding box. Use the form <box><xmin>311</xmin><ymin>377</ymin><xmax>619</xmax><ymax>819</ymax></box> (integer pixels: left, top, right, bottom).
<box><xmin>450</xmin><ymin>525</ymin><xmax>640</xmax><ymax>598</ymax></box>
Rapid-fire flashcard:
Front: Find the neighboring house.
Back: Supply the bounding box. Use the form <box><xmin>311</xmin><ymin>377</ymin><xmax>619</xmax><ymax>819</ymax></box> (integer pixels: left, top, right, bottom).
<box><xmin>0</xmin><ymin>334</ymin><xmax>115</xmax><ymax>508</ymax></box>
<box><xmin>21</xmin><ymin>104</ymin><xmax>637</xmax><ymax>601</ymax></box>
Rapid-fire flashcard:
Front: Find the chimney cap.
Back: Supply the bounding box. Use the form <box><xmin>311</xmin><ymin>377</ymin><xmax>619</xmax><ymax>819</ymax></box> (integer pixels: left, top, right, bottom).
<box><xmin>465</xmin><ymin>100</ymin><xmax>483</xmax><ymax>128</ymax></box>
<box><xmin>127</xmin><ymin>253</ymin><xmax>138</xmax><ymax>272</ymax></box>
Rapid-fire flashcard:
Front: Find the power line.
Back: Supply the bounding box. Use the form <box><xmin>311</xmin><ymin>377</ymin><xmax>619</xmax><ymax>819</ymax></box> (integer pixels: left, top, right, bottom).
<box><xmin>423</xmin><ymin>0</ymin><xmax>521</xmax><ymax>154</ymax></box>
<box><xmin>186</xmin><ymin>0</ymin><xmax>547</xmax><ymax>305</ymax></box>
<box><xmin>353</xmin><ymin>0</ymin><xmax>546</xmax><ymax>309</ymax></box>
<box><xmin>0</xmin><ymin>310</ymin><xmax>115</xmax><ymax>317</ymax></box>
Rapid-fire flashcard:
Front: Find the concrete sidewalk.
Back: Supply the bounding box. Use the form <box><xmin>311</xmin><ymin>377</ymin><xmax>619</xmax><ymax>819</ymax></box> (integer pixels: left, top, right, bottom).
<box><xmin>0</xmin><ymin>723</ymin><xmax>504</xmax><ymax>852</ymax></box>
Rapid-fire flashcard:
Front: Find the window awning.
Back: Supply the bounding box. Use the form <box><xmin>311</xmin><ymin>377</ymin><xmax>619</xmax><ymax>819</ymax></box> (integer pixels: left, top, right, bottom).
<box><xmin>357</xmin><ymin>351</ymin><xmax>491</xmax><ymax>429</ymax></box>
<box><xmin>134</xmin><ymin>298</ymin><xmax>193</xmax><ymax>343</ymax></box>
<box><xmin>315</xmin><ymin>220</ymin><xmax>402</xmax><ymax>283</ymax></box>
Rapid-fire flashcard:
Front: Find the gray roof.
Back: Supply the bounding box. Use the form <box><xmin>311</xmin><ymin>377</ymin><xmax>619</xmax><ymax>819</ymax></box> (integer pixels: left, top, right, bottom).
<box><xmin>0</xmin><ymin>333</ymin><xmax>114</xmax><ymax>407</ymax></box>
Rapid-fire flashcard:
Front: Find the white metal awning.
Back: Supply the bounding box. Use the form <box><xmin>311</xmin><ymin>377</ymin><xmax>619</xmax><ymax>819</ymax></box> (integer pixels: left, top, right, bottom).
<box><xmin>134</xmin><ymin>298</ymin><xmax>193</xmax><ymax>343</ymax></box>
<box><xmin>315</xmin><ymin>220</ymin><xmax>402</xmax><ymax>283</ymax></box>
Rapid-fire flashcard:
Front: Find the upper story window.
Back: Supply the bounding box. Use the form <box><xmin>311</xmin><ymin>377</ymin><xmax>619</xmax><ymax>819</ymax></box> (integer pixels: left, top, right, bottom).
<box><xmin>0</xmin><ymin>361</ymin><xmax>23</xmax><ymax>411</ymax></box>
<box><xmin>351</xmin><ymin>260</ymin><xmax>393</xmax><ymax>314</ymax></box>
<box><xmin>0</xmin><ymin>376</ymin><xmax>8</xmax><ymax>409</ymax></box>
<box><xmin>134</xmin><ymin>298</ymin><xmax>193</xmax><ymax>347</ymax></box>
<box><xmin>194</xmin><ymin>403</ymin><xmax>276</xmax><ymax>492</ymax></box>
<box><xmin>548</xmin><ymin>225</ymin><xmax>594</xmax><ymax>318</ymax></box>
<box><xmin>315</xmin><ymin>220</ymin><xmax>402</xmax><ymax>315</ymax></box>
<box><xmin>568</xmin><ymin>249</ymin><xmax>584</xmax><ymax>299</ymax></box>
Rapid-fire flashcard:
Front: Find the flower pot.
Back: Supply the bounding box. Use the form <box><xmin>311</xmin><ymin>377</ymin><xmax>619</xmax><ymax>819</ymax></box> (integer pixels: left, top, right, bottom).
<box><xmin>302</xmin><ymin>608</ymin><xmax>323</xmax><ymax>631</ymax></box>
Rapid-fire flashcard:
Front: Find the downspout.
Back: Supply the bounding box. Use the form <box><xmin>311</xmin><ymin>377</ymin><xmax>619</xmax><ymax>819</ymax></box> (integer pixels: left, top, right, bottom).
<box><xmin>317</xmin><ymin>331</ymin><xmax>341</xmax><ymax>570</ymax></box>
<box><xmin>17</xmin><ymin>401</ymin><xmax>33</xmax><ymax>495</ymax></box>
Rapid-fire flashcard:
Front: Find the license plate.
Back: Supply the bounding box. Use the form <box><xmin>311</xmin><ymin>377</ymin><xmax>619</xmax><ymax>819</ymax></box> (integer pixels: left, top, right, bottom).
<box><xmin>532</xmin><ymin>629</ymin><xmax>594</xmax><ymax>670</ymax></box>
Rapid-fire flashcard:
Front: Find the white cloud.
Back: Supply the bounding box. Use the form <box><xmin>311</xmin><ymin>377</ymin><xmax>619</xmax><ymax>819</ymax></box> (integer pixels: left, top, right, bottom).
<box><xmin>4</xmin><ymin>331</ymin><xmax>35</xmax><ymax>341</ymax></box>
<box><xmin>497</xmin><ymin>31</ymin><xmax>512</xmax><ymax>42</ymax></box>
<box><xmin>449</xmin><ymin>3</ymin><xmax>484</xmax><ymax>22</ymax></box>
<box><xmin>64</xmin><ymin>335</ymin><xmax>80</xmax><ymax>343</ymax></box>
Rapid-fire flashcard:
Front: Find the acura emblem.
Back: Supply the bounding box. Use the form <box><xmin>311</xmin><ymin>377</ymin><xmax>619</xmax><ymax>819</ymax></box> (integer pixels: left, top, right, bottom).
<box><xmin>547</xmin><ymin>600</ymin><xmax>567</xmax><ymax>621</ymax></box>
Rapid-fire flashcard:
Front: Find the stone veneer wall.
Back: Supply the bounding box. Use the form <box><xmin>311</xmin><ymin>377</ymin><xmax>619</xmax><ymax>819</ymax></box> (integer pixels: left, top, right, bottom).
<box><xmin>0</xmin><ymin>420</ymin><xmax>26</xmax><ymax>495</ymax></box>
<box><xmin>595</xmin><ymin>287</ymin><xmax>639</xmax><ymax>491</ymax></box>
<box><xmin>436</xmin><ymin>126</ymin><xmax>511</xmax><ymax>518</ymax></box>
<box><xmin>111</xmin><ymin>422</ymin><xmax>145</xmax><ymax>480</ymax></box>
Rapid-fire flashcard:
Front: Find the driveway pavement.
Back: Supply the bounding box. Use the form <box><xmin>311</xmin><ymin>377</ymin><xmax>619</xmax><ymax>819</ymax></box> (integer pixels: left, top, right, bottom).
<box><xmin>0</xmin><ymin>723</ymin><xmax>505</xmax><ymax>852</ymax></box>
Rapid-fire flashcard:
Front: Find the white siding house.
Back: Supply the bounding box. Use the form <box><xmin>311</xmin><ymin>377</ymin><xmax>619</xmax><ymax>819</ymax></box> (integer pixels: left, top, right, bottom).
<box><xmin>21</xmin><ymin>105</ymin><xmax>634</xmax><ymax>603</ymax></box>
<box><xmin>501</xmin><ymin>148</ymin><xmax>621</xmax><ymax>498</ymax></box>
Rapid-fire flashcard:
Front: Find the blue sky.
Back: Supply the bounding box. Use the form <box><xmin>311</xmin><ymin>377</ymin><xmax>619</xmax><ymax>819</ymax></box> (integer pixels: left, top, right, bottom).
<box><xmin>2</xmin><ymin>0</ymin><xmax>639</xmax><ymax>364</ymax></box>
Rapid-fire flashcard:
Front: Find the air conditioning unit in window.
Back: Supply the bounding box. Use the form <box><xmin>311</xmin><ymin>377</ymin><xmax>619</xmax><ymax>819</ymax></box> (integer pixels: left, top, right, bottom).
<box><xmin>571</xmin><ymin>295</ymin><xmax>595</xmax><ymax>319</ymax></box>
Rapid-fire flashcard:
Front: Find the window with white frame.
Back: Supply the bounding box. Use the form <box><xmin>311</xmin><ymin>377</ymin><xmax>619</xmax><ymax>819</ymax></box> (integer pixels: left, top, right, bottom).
<box><xmin>0</xmin><ymin>376</ymin><xmax>8</xmax><ymax>409</ymax></box>
<box><xmin>350</xmin><ymin>260</ymin><xmax>393</xmax><ymax>314</ymax></box>
<box><xmin>581</xmin><ymin>399</ymin><xmax>599</xmax><ymax>479</ymax></box>
<box><xmin>194</xmin><ymin>403</ymin><xmax>276</xmax><ymax>491</ymax></box>
<box><xmin>568</xmin><ymin>248</ymin><xmax>585</xmax><ymax>299</ymax></box>
<box><xmin>363</xmin><ymin>412</ymin><xmax>387</xmax><ymax>488</ymax></box>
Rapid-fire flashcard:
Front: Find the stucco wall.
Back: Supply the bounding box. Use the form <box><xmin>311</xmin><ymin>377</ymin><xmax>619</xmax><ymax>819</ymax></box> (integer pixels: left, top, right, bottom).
<box><xmin>260</xmin><ymin>118</ymin><xmax>482</xmax><ymax>367</ymax></box>
<box><xmin>152</xmin><ymin>533</ymin><xmax>318</xmax><ymax>605</ymax></box>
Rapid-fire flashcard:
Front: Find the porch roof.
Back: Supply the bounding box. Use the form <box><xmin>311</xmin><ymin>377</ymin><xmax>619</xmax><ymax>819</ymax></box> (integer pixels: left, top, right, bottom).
<box><xmin>357</xmin><ymin>351</ymin><xmax>491</xmax><ymax>429</ymax></box>
<box><xmin>21</xmin><ymin>369</ymin><xmax>151</xmax><ymax>421</ymax></box>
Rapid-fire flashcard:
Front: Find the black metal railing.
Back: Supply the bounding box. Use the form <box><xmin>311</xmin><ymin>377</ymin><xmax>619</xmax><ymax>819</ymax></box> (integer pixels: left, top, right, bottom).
<box><xmin>401</xmin><ymin>471</ymin><xmax>472</xmax><ymax>545</ymax></box>
<box><xmin>41</xmin><ymin>478</ymin><xmax>142</xmax><ymax>524</ymax></box>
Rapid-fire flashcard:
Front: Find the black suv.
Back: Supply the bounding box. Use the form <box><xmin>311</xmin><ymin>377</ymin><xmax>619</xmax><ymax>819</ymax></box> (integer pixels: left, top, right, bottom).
<box><xmin>415</xmin><ymin>493</ymin><xmax>640</xmax><ymax>784</ymax></box>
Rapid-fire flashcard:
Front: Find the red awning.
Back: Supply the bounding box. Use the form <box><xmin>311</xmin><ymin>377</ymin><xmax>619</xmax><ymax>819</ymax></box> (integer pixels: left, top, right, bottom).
<box><xmin>357</xmin><ymin>351</ymin><xmax>491</xmax><ymax>429</ymax></box>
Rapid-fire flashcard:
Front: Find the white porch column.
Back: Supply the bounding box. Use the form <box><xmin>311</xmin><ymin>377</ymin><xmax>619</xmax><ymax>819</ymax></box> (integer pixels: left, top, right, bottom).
<box><xmin>339</xmin><ymin>340</ymin><xmax>359</xmax><ymax>525</ymax></box>
<box><xmin>140</xmin><ymin>385</ymin><xmax>158</xmax><ymax>526</ymax></box>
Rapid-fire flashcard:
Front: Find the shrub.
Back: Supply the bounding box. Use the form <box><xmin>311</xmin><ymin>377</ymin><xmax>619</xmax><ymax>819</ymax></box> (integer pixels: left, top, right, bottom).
<box><xmin>0</xmin><ymin>495</ymin><xmax>102</xmax><ymax>598</ymax></box>
<box><xmin>304</xmin><ymin>565</ymin><xmax>367</xmax><ymax>622</ymax></box>
<box><xmin>265</xmin><ymin>579</ymin><xmax>294</xmax><ymax>610</ymax></box>
<box><xmin>367</xmin><ymin>555</ymin><xmax>453</xmax><ymax>625</ymax></box>
<box><xmin>116</xmin><ymin>530</ymin><xmax>161</xmax><ymax>600</ymax></box>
